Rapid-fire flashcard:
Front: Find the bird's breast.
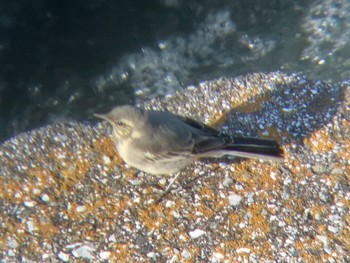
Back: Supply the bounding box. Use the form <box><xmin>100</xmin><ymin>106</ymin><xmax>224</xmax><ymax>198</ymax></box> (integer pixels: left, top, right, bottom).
<box><xmin>115</xmin><ymin>138</ymin><xmax>191</xmax><ymax>175</ymax></box>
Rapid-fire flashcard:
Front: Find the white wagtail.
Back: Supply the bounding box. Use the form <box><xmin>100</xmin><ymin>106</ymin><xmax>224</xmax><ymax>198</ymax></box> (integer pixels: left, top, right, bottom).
<box><xmin>95</xmin><ymin>105</ymin><xmax>283</xmax><ymax>199</ymax></box>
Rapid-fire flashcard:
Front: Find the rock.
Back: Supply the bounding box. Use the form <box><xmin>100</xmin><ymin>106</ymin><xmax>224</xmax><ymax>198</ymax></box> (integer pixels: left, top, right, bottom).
<box><xmin>1</xmin><ymin>72</ymin><xmax>349</xmax><ymax>262</ymax></box>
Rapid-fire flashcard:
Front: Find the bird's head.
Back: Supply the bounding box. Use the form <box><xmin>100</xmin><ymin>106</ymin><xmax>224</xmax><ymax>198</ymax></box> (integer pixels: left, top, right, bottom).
<box><xmin>94</xmin><ymin>105</ymin><xmax>147</xmax><ymax>140</ymax></box>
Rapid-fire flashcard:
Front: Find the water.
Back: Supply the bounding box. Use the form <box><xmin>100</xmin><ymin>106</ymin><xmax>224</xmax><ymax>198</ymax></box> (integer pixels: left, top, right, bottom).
<box><xmin>1</xmin><ymin>0</ymin><xmax>349</xmax><ymax>141</ymax></box>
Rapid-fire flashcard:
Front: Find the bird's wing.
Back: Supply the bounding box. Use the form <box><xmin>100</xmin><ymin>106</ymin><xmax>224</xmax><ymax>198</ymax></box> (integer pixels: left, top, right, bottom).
<box><xmin>175</xmin><ymin>115</ymin><xmax>232</xmax><ymax>154</ymax></box>
<box><xmin>176</xmin><ymin>115</ymin><xmax>221</xmax><ymax>136</ymax></box>
<box><xmin>135</xmin><ymin>113</ymin><xmax>196</xmax><ymax>160</ymax></box>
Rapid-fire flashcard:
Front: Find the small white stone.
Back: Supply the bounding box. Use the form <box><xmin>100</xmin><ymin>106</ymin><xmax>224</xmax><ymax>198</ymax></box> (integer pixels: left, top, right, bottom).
<box><xmin>133</xmin><ymin>196</ymin><xmax>141</xmax><ymax>203</ymax></box>
<box><xmin>99</xmin><ymin>251</ymin><xmax>111</xmax><ymax>260</ymax></box>
<box><xmin>246</xmin><ymin>193</ymin><xmax>254</xmax><ymax>204</ymax></box>
<box><xmin>7</xmin><ymin>238</ymin><xmax>18</xmax><ymax>248</ymax></box>
<box><xmin>228</xmin><ymin>193</ymin><xmax>242</xmax><ymax>206</ymax></box>
<box><xmin>187</xmin><ymin>85</ymin><xmax>196</xmax><ymax>90</ymax></box>
<box><xmin>278</xmin><ymin>220</ymin><xmax>286</xmax><ymax>227</ymax></box>
<box><xmin>285</xmin><ymin>238</ymin><xmax>294</xmax><ymax>245</ymax></box>
<box><xmin>211</xmin><ymin>252</ymin><xmax>224</xmax><ymax>262</ymax></box>
<box><xmin>14</xmin><ymin>192</ymin><xmax>22</xmax><ymax>199</ymax></box>
<box><xmin>41</xmin><ymin>194</ymin><xmax>50</xmax><ymax>202</ymax></box>
<box><xmin>165</xmin><ymin>200</ymin><xmax>175</xmax><ymax>208</ymax></box>
<box><xmin>316</xmin><ymin>235</ymin><xmax>328</xmax><ymax>247</ymax></box>
<box><xmin>282</xmin><ymin>107</ymin><xmax>294</xmax><ymax>113</ymax></box>
<box><xmin>172</xmin><ymin>211</ymin><xmax>180</xmax><ymax>218</ymax></box>
<box><xmin>218</xmin><ymin>162</ymin><xmax>226</xmax><ymax>168</ymax></box>
<box><xmin>283</xmin><ymin>177</ymin><xmax>292</xmax><ymax>185</ymax></box>
<box><xmin>24</xmin><ymin>201</ymin><xmax>37</xmax><ymax>207</ymax></box>
<box><xmin>72</xmin><ymin>244</ymin><xmax>95</xmax><ymax>259</ymax></box>
<box><xmin>270</xmin><ymin>215</ymin><xmax>277</xmax><ymax>221</ymax></box>
<box><xmin>26</xmin><ymin>219</ymin><xmax>37</xmax><ymax>233</ymax></box>
<box><xmin>179</xmin><ymin>234</ymin><xmax>187</xmax><ymax>241</ymax></box>
<box><xmin>270</xmin><ymin>172</ymin><xmax>277</xmax><ymax>180</ymax></box>
<box><xmin>57</xmin><ymin>153</ymin><xmax>66</xmax><ymax>159</ymax></box>
<box><xmin>327</xmin><ymin>225</ymin><xmax>339</xmax><ymax>234</ymax></box>
<box><xmin>76</xmin><ymin>205</ymin><xmax>86</xmax><ymax>212</ymax></box>
<box><xmin>159</xmin><ymin>178</ymin><xmax>167</xmax><ymax>186</ymax></box>
<box><xmin>336</xmin><ymin>202</ymin><xmax>344</xmax><ymax>208</ymax></box>
<box><xmin>32</xmin><ymin>188</ymin><xmax>41</xmax><ymax>195</ymax></box>
<box><xmin>329</xmin><ymin>214</ymin><xmax>341</xmax><ymax>223</ymax></box>
<box><xmin>189</xmin><ymin>229</ymin><xmax>205</xmax><ymax>239</ymax></box>
<box><xmin>181</xmin><ymin>249</ymin><xmax>192</xmax><ymax>259</ymax></box>
<box><xmin>168</xmin><ymin>254</ymin><xmax>179</xmax><ymax>263</ymax></box>
<box><xmin>237</xmin><ymin>247</ymin><xmax>251</xmax><ymax>253</ymax></box>
<box><xmin>65</xmin><ymin>243</ymin><xmax>81</xmax><ymax>249</ymax></box>
<box><xmin>222</xmin><ymin>177</ymin><xmax>233</xmax><ymax>187</ymax></box>
<box><xmin>108</xmin><ymin>234</ymin><xmax>117</xmax><ymax>242</ymax></box>
<box><xmin>147</xmin><ymin>252</ymin><xmax>156</xmax><ymax>258</ymax></box>
<box><xmin>129</xmin><ymin>179</ymin><xmax>143</xmax><ymax>186</ymax></box>
<box><xmin>239</xmin><ymin>222</ymin><xmax>246</xmax><ymax>228</ymax></box>
<box><xmin>102</xmin><ymin>155</ymin><xmax>111</xmax><ymax>165</ymax></box>
<box><xmin>262</xmin><ymin>130</ymin><xmax>269</xmax><ymax>136</ymax></box>
<box><xmin>58</xmin><ymin>252</ymin><xmax>70</xmax><ymax>262</ymax></box>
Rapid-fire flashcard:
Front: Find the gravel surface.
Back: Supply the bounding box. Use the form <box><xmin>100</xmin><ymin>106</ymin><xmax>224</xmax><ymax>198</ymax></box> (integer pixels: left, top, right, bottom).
<box><xmin>1</xmin><ymin>72</ymin><xmax>349</xmax><ymax>262</ymax></box>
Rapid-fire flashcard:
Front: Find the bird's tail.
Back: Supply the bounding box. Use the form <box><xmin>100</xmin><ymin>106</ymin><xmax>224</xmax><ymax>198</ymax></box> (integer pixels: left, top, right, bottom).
<box><xmin>219</xmin><ymin>137</ymin><xmax>284</xmax><ymax>161</ymax></box>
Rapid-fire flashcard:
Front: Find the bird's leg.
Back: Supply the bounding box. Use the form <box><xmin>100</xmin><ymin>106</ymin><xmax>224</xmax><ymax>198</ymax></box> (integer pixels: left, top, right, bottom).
<box><xmin>164</xmin><ymin>172</ymin><xmax>182</xmax><ymax>193</ymax></box>
<box><xmin>156</xmin><ymin>172</ymin><xmax>182</xmax><ymax>203</ymax></box>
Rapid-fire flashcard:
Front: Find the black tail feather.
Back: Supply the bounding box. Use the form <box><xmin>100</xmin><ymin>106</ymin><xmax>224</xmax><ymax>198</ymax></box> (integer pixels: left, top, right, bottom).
<box><xmin>223</xmin><ymin>137</ymin><xmax>284</xmax><ymax>160</ymax></box>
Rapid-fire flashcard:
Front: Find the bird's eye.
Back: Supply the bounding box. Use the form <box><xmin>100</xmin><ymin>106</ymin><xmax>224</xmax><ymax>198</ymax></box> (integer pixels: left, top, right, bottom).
<box><xmin>116</xmin><ymin>121</ymin><xmax>124</xmax><ymax>126</ymax></box>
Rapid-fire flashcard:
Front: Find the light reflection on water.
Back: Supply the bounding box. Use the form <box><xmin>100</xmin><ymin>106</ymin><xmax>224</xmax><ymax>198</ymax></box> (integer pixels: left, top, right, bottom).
<box><xmin>1</xmin><ymin>0</ymin><xmax>350</xmax><ymax>141</ymax></box>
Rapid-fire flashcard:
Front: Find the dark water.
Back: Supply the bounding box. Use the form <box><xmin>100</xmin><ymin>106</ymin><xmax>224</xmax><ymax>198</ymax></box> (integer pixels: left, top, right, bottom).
<box><xmin>1</xmin><ymin>0</ymin><xmax>349</xmax><ymax>141</ymax></box>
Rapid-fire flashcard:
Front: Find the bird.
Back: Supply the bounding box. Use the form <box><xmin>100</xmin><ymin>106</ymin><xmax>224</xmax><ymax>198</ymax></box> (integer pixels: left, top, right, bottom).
<box><xmin>94</xmin><ymin>105</ymin><xmax>283</xmax><ymax>199</ymax></box>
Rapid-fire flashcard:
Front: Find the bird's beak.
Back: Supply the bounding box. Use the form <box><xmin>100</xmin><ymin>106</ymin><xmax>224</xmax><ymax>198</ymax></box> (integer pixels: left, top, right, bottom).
<box><xmin>94</xmin><ymin>113</ymin><xmax>109</xmax><ymax>121</ymax></box>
